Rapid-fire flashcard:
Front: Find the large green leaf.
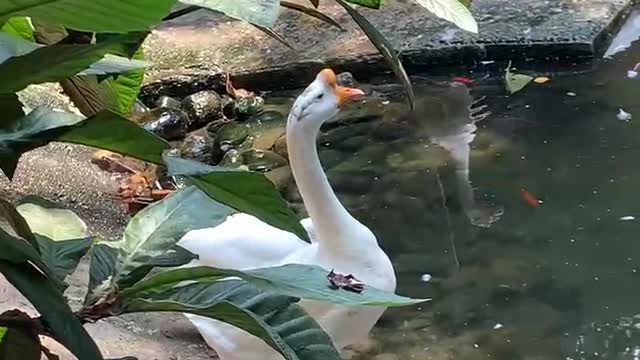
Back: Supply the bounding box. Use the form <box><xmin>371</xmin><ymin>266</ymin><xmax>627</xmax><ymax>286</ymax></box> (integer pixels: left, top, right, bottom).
<box><xmin>99</xmin><ymin>47</ymin><xmax>146</xmax><ymax>114</ymax></box>
<box><xmin>180</xmin><ymin>0</ymin><xmax>281</xmax><ymax>28</ymax></box>
<box><xmin>335</xmin><ymin>0</ymin><xmax>415</xmax><ymax>110</ymax></box>
<box><xmin>111</xmin><ymin>186</ymin><xmax>233</xmax><ymax>288</ymax></box>
<box><xmin>344</xmin><ymin>0</ymin><xmax>380</xmax><ymax>9</ymax></box>
<box><xmin>164</xmin><ymin>154</ymin><xmax>308</xmax><ymax>240</ymax></box>
<box><xmin>0</xmin><ymin>0</ymin><xmax>176</xmax><ymax>33</ymax></box>
<box><xmin>0</xmin><ymin>93</ymin><xmax>24</xmax><ymax>127</ymax></box>
<box><xmin>505</xmin><ymin>61</ymin><xmax>532</xmax><ymax>94</ymax></box>
<box><xmin>17</xmin><ymin>197</ymin><xmax>92</xmax><ymax>283</ymax></box>
<box><xmin>0</xmin><ymin>326</ymin><xmax>41</xmax><ymax>360</ymax></box>
<box><xmin>0</xmin><ymin>33</ymin><xmax>146</xmax><ymax>93</ymax></box>
<box><xmin>0</xmin><ymin>17</ymin><xmax>34</xmax><ymax>41</ymax></box>
<box><xmin>0</xmin><ymin>107</ymin><xmax>82</xmax><ymax>179</ymax></box>
<box><xmin>0</xmin><ymin>200</ymin><xmax>102</xmax><ymax>360</ymax></box>
<box><xmin>125</xmin><ymin>280</ymin><xmax>341</xmax><ymax>360</ymax></box>
<box><xmin>414</xmin><ymin>0</ymin><xmax>478</xmax><ymax>33</ymax></box>
<box><xmin>57</xmin><ymin>110</ymin><xmax>170</xmax><ymax>165</ymax></box>
<box><xmin>85</xmin><ymin>242</ymin><xmax>118</xmax><ymax>306</ymax></box>
<box><xmin>123</xmin><ymin>264</ymin><xmax>426</xmax><ymax>307</ymax></box>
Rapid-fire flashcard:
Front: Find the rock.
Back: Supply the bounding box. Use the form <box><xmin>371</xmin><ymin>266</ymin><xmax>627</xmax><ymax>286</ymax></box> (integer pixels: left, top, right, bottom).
<box><xmin>336</xmin><ymin>72</ymin><xmax>357</xmax><ymax>88</ymax></box>
<box><xmin>179</xmin><ymin>129</ymin><xmax>221</xmax><ymax>164</ymax></box>
<box><xmin>241</xmin><ymin>149</ymin><xmax>288</xmax><ymax>172</ymax></box>
<box><xmin>327</xmin><ymin>170</ymin><xmax>375</xmax><ymax>194</ymax></box>
<box><xmin>264</xmin><ymin>165</ymin><xmax>292</xmax><ymax>191</ymax></box>
<box><xmin>132</xmin><ymin>100</ymin><xmax>150</xmax><ymax>114</ymax></box>
<box><xmin>221</xmin><ymin>95</ymin><xmax>236</xmax><ymax>119</ymax></box>
<box><xmin>252</xmin><ymin>127</ymin><xmax>286</xmax><ymax>151</ymax></box>
<box><xmin>318</xmin><ymin>149</ymin><xmax>345</xmax><ymax>169</ymax></box>
<box><xmin>136</xmin><ymin>107</ymin><xmax>190</xmax><ymax>140</ymax></box>
<box><xmin>181</xmin><ymin>90</ymin><xmax>223</xmax><ymax>128</ymax></box>
<box><xmin>373</xmin><ymin>354</ymin><xmax>399</xmax><ymax>360</ymax></box>
<box><xmin>155</xmin><ymin>95</ymin><xmax>181</xmax><ymax>109</ymax></box>
<box><xmin>220</xmin><ymin>149</ymin><xmax>243</xmax><ymax>167</ymax></box>
<box><xmin>214</xmin><ymin>123</ymin><xmax>249</xmax><ymax>151</ymax></box>
<box><xmin>247</xmin><ymin>110</ymin><xmax>285</xmax><ymax>126</ymax></box>
<box><xmin>274</xmin><ymin>133</ymin><xmax>288</xmax><ymax>159</ymax></box>
<box><xmin>234</xmin><ymin>96</ymin><xmax>264</xmax><ymax>121</ymax></box>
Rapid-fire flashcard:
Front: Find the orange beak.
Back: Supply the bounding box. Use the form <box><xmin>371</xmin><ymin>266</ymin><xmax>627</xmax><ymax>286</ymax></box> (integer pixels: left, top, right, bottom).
<box><xmin>335</xmin><ymin>86</ymin><xmax>365</xmax><ymax>106</ymax></box>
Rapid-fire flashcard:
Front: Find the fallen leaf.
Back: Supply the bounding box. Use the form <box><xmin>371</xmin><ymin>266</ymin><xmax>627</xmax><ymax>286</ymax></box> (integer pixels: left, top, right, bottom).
<box><xmin>533</xmin><ymin>76</ymin><xmax>550</xmax><ymax>84</ymax></box>
<box><xmin>505</xmin><ymin>61</ymin><xmax>532</xmax><ymax>94</ymax></box>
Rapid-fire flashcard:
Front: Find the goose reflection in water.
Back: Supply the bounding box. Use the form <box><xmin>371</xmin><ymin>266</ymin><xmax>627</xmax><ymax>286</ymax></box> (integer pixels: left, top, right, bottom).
<box><xmin>396</xmin><ymin>79</ymin><xmax>504</xmax><ymax>228</ymax></box>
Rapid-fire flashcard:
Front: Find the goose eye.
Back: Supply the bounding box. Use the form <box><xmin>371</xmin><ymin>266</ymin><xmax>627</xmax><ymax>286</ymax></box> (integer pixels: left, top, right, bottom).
<box><xmin>316</xmin><ymin>93</ymin><xmax>324</xmax><ymax>100</ymax></box>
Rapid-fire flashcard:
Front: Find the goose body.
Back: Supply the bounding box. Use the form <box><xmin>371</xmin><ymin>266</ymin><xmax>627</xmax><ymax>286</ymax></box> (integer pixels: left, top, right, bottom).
<box><xmin>177</xmin><ymin>69</ymin><xmax>396</xmax><ymax>360</ymax></box>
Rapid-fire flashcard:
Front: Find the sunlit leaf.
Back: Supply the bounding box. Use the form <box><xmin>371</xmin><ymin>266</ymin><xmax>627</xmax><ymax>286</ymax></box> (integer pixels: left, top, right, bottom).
<box><xmin>123</xmin><ymin>264</ymin><xmax>427</xmax><ymax>307</ymax></box>
<box><xmin>0</xmin><ymin>0</ymin><xmax>175</xmax><ymax>33</ymax></box>
<box><xmin>111</xmin><ymin>186</ymin><xmax>233</xmax><ymax>288</ymax></box>
<box><xmin>414</xmin><ymin>0</ymin><xmax>478</xmax><ymax>33</ymax></box>
<box><xmin>180</xmin><ymin>0</ymin><xmax>281</xmax><ymax>28</ymax></box>
<box><xmin>84</xmin><ymin>242</ymin><xmax>118</xmax><ymax>306</ymax></box>
<box><xmin>17</xmin><ymin>196</ymin><xmax>92</xmax><ymax>283</ymax></box>
<box><xmin>335</xmin><ymin>0</ymin><xmax>415</xmax><ymax>109</ymax></box>
<box><xmin>124</xmin><ymin>281</ymin><xmax>341</xmax><ymax>360</ymax></box>
<box><xmin>0</xmin><ymin>17</ymin><xmax>34</xmax><ymax>41</ymax></box>
<box><xmin>505</xmin><ymin>61</ymin><xmax>533</xmax><ymax>94</ymax></box>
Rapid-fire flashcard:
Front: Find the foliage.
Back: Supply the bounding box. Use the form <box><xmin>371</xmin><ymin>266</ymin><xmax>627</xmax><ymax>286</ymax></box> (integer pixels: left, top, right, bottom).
<box><xmin>0</xmin><ymin>0</ymin><xmax>472</xmax><ymax>358</ymax></box>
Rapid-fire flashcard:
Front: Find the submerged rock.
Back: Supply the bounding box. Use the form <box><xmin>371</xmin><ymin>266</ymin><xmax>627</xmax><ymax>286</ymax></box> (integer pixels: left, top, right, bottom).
<box><xmin>274</xmin><ymin>133</ymin><xmax>288</xmax><ymax>159</ymax></box>
<box><xmin>336</xmin><ymin>72</ymin><xmax>357</xmax><ymax>88</ymax></box>
<box><xmin>213</xmin><ymin>123</ymin><xmax>249</xmax><ymax>151</ymax></box>
<box><xmin>221</xmin><ymin>95</ymin><xmax>236</xmax><ymax>119</ymax></box>
<box><xmin>181</xmin><ymin>90</ymin><xmax>223</xmax><ymax>128</ymax></box>
<box><xmin>264</xmin><ymin>165</ymin><xmax>292</xmax><ymax>191</ymax></box>
<box><xmin>179</xmin><ymin>129</ymin><xmax>221</xmax><ymax>164</ymax></box>
<box><xmin>220</xmin><ymin>149</ymin><xmax>243</xmax><ymax>167</ymax></box>
<box><xmin>241</xmin><ymin>149</ymin><xmax>287</xmax><ymax>172</ymax></box>
<box><xmin>247</xmin><ymin>110</ymin><xmax>285</xmax><ymax>125</ymax></box>
<box><xmin>155</xmin><ymin>95</ymin><xmax>181</xmax><ymax>109</ymax></box>
<box><xmin>131</xmin><ymin>100</ymin><xmax>150</xmax><ymax>114</ymax></box>
<box><xmin>136</xmin><ymin>107</ymin><xmax>190</xmax><ymax>140</ymax></box>
<box><xmin>234</xmin><ymin>96</ymin><xmax>264</xmax><ymax>121</ymax></box>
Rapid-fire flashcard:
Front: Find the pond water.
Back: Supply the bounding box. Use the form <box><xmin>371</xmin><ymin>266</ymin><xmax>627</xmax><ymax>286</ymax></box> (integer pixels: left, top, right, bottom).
<box><xmin>264</xmin><ymin>24</ymin><xmax>640</xmax><ymax>360</ymax></box>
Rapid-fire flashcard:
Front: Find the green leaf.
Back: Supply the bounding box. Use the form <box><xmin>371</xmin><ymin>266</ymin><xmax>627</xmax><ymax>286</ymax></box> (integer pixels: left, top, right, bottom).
<box><xmin>123</xmin><ymin>264</ymin><xmax>427</xmax><ymax>307</ymax></box>
<box><xmin>0</xmin><ymin>262</ymin><xmax>103</xmax><ymax>360</ymax></box>
<box><xmin>125</xmin><ymin>280</ymin><xmax>341</xmax><ymax>360</ymax></box>
<box><xmin>344</xmin><ymin>0</ymin><xmax>380</xmax><ymax>9</ymax></box>
<box><xmin>0</xmin><ymin>200</ymin><xmax>102</xmax><ymax>360</ymax></box>
<box><xmin>99</xmin><ymin>47</ymin><xmax>146</xmax><ymax>113</ymax></box>
<box><xmin>0</xmin><ymin>107</ymin><xmax>82</xmax><ymax>179</ymax></box>
<box><xmin>16</xmin><ymin>196</ymin><xmax>92</xmax><ymax>282</ymax></box>
<box><xmin>180</xmin><ymin>0</ymin><xmax>281</xmax><ymax>28</ymax></box>
<box><xmin>0</xmin><ymin>33</ymin><xmax>145</xmax><ymax>93</ymax></box>
<box><xmin>414</xmin><ymin>0</ymin><xmax>478</xmax><ymax>33</ymax></box>
<box><xmin>116</xmin><ymin>246</ymin><xmax>197</xmax><ymax>290</ymax></box>
<box><xmin>0</xmin><ymin>0</ymin><xmax>175</xmax><ymax>33</ymax></box>
<box><xmin>0</xmin><ymin>326</ymin><xmax>41</xmax><ymax>360</ymax></box>
<box><xmin>57</xmin><ymin>110</ymin><xmax>170</xmax><ymax>165</ymax></box>
<box><xmin>1</xmin><ymin>17</ymin><xmax>34</xmax><ymax>41</ymax></box>
<box><xmin>85</xmin><ymin>242</ymin><xmax>118</xmax><ymax>306</ymax></box>
<box><xmin>505</xmin><ymin>61</ymin><xmax>532</xmax><ymax>94</ymax></box>
<box><xmin>0</xmin><ymin>196</ymin><xmax>38</xmax><ymax>251</ymax></box>
<box><xmin>164</xmin><ymin>154</ymin><xmax>308</xmax><ymax>240</ymax></box>
<box><xmin>0</xmin><ymin>93</ymin><xmax>24</xmax><ymax>127</ymax></box>
<box><xmin>0</xmin><ymin>327</ymin><xmax>6</xmax><ymax>342</ymax></box>
<box><xmin>111</xmin><ymin>186</ymin><xmax>233</xmax><ymax>288</ymax></box>
<box><xmin>280</xmin><ymin>1</ymin><xmax>343</xmax><ymax>30</ymax></box>
<box><xmin>335</xmin><ymin>0</ymin><xmax>415</xmax><ymax>110</ymax></box>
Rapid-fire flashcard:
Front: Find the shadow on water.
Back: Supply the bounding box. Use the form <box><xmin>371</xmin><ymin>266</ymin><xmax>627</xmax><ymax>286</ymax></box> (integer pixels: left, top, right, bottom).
<box><xmin>271</xmin><ymin>18</ymin><xmax>640</xmax><ymax>360</ymax></box>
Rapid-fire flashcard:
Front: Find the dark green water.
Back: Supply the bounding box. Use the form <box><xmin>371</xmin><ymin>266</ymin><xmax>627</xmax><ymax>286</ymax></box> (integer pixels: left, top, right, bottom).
<box><xmin>282</xmin><ymin>35</ymin><xmax>640</xmax><ymax>360</ymax></box>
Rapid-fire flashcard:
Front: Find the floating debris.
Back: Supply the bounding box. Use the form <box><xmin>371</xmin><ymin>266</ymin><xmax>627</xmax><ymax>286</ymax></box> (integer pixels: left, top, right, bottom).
<box><xmin>620</xmin><ymin>216</ymin><xmax>636</xmax><ymax>221</ymax></box>
<box><xmin>617</xmin><ymin>108</ymin><xmax>632</xmax><ymax>122</ymax></box>
<box><xmin>505</xmin><ymin>61</ymin><xmax>533</xmax><ymax>94</ymax></box>
<box><xmin>493</xmin><ymin>323</ymin><xmax>504</xmax><ymax>330</ymax></box>
<box><xmin>628</xmin><ymin>69</ymin><xmax>638</xmax><ymax>79</ymax></box>
<box><xmin>420</xmin><ymin>274</ymin><xmax>433</xmax><ymax>282</ymax></box>
<box><xmin>327</xmin><ymin>269</ymin><xmax>364</xmax><ymax>293</ymax></box>
<box><xmin>451</xmin><ymin>76</ymin><xmax>475</xmax><ymax>85</ymax></box>
<box><xmin>533</xmin><ymin>76</ymin><xmax>550</xmax><ymax>84</ymax></box>
<box><xmin>567</xmin><ymin>92</ymin><xmax>577</xmax><ymax>97</ymax></box>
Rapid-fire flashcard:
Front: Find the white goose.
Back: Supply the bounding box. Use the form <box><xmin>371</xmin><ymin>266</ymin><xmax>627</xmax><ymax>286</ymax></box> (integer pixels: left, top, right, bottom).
<box><xmin>178</xmin><ymin>69</ymin><xmax>397</xmax><ymax>360</ymax></box>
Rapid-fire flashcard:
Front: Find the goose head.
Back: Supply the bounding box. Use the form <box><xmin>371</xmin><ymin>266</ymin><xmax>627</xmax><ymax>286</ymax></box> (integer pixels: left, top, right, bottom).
<box><xmin>287</xmin><ymin>69</ymin><xmax>364</xmax><ymax>130</ymax></box>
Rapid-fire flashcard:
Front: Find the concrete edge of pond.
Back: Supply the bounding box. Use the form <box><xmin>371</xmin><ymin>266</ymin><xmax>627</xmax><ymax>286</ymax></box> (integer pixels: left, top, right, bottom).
<box><xmin>140</xmin><ymin>0</ymin><xmax>635</xmax><ymax>103</ymax></box>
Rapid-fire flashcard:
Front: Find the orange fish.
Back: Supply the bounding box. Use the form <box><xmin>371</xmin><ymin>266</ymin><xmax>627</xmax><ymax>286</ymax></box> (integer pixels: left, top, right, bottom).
<box><xmin>521</xmin><ymin>189</ymin><xmax>541</xmax><ymax>208</ymax></box>
<box><xmin>451</xmin><ymin>76</ymin><xmax>475</xmax><ymax>85</ymax></box>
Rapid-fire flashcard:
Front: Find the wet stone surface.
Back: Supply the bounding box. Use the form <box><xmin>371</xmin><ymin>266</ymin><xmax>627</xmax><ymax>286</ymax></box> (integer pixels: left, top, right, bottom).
<box><xmin>143</xmin><ymin>0</ymin><xmax>632</xmax><ymax>91</ymax></box>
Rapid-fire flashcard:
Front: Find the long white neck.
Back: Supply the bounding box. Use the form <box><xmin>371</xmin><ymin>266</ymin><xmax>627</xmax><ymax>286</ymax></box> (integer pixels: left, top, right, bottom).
<box><xmin>286</xmin><ymin>120</ymin><xmax>361</xmax><ymax>249</ymax></box>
